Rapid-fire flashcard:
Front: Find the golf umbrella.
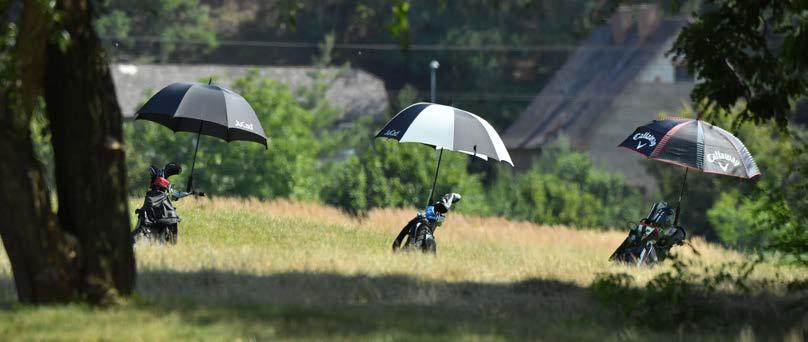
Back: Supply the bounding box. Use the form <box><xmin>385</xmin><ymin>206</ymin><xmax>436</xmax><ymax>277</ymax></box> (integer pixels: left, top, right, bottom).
<box><xmin>619</xmin><ymin>117</ymin><xmax>760</xmax><ymax>224</ymax></box>
<box><xmin>375</xmin><ymin>102</ymin><xmax>514</xmax><ymax>206</ymax></box>
<box><xmin>135</xmin><ymin>81</ymin><xmax>268</xmax><ymax>192</ymax></box>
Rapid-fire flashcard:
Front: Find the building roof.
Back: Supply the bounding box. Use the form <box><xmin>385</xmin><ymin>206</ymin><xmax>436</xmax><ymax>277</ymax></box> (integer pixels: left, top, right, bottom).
<box><xmin>111</xmin><ymin>64</ymin><xmax>389</xmax><ymax>123</ymax></box>
<box><xmin>503</xmin><ymin>18</ymin><xmax>686</xmax><ymax>150</ymax></box>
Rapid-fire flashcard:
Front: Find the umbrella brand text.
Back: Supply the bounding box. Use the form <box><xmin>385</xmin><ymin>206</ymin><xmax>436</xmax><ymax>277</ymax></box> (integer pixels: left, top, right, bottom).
<box><xmin>706</xmin><ymin>150</ymin><xmax>740</xmax><ymax>171</ymax></box>
<box><xmin>234</xmin><ymin>120</ymin><xmax>254</xmax><ymax>131</ymax></box>
<box><xmin>632</xmin><ymin>132</ymin><xmax>657</xmax><ymax>149</ymax></box>
<box><xmin>384</xmin><ymin>129</ymin><xmax>400</xmax><ymax>137</ymax></box>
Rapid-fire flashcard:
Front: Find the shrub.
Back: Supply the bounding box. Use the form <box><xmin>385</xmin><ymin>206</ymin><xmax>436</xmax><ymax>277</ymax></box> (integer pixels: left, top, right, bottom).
<box><xmin>321</xmin><ymin>138</ymin><xmax>489</xmax><ymax>215</ymax></box>
<box><xmin>487</xmin><ymin>137</ymin><xmax>644</xmax><ymax>228</ymax></box>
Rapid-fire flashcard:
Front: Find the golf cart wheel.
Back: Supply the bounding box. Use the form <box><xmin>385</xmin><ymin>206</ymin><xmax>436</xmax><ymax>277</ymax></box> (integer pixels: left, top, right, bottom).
<box><xmin>424</xmin><ymin>237</ymin><xmax>437</xmax><ymax>254</ymax></box>
<box><xmin>132</xmin><ymin>225</ymin><xmax>151</xmax><ymax>246</ymax></box>
<box><xmin>638</xmin><ymin>246</ymin><xmax>659</xmax><ymax>266</ymax></box>
<box><xmin>165</xmin><ymin>224</ymin><xmax>178</xmax><ymax>245</ymax></box>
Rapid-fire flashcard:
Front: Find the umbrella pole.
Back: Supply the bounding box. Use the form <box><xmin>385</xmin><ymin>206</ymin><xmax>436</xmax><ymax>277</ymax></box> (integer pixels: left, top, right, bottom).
<box><xmin>186</xmin><ymin>121</ymin><xmax>203</xmax><ymax>193</ymax></box>
<box><xmin>426</xmin><ymin>148</ymin><xmax>444</xmax><ymax>207</ymax></box>
<box><xmin>674</xmin><ymin>168</ymin><xmax>689</xmax><ymax>226</ymax></box>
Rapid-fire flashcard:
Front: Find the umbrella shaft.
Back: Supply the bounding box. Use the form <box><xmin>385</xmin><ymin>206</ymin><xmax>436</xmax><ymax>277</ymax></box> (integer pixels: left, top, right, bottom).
<box><xmin>674</xmin><ymin>168</ymin><xmax>688</xmax><ymax>226</ymax></box>
<box><xmin>187</xmin><ymin>122</ymin><xmax>203</xmax><ymax>193</ymax></box>
<box><xmin>427</xmin><ymin>148</ymin><xmax>444</xmax><ymax>207</ymax></box>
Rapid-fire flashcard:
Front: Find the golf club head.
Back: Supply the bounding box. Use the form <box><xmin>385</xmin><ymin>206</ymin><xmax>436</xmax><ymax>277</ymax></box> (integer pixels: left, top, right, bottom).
<box><xmin>147</xmin><ymin>165</ymin><xmax>161</xmax><ymax>182</ymax></box>
<box><xmin>163</xmin><ymin>162</ymin><xmax>182</xmax><ymax>179</ymax></box>
<box><xmin>434</xmin><ymin>193</ymin><xmax>462</xmax><ymax>213</ymax></box>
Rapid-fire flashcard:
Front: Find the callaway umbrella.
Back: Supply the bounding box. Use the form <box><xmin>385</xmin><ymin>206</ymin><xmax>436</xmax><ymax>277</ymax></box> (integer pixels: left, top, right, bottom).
<box><xmin>135</xmin><ymin>80</ymin><xmax>268</xmax><ymax>192</ymax></box>
<box><xmin>375</xmin><ymin>102</ymin><xmax>514</xmax><ymax>206</ymax></box>
<box><xmin>619</xmin><ymin>117</ymin><xmax>761</xmax><ymax>224</ymax></box>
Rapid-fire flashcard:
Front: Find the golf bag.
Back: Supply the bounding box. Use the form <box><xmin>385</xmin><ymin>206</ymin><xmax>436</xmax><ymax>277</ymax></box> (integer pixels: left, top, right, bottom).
<box><xmin>609</xmin><ymin>202</ymin><xmax>687</xmax><ymax>266</ymax></box>
<box><xmin>132</xmin><ymin>162</ymin><xmax>197</xmax><ymax>245</ymax></box>
<box><xmin>392</xmin><ymin>193</ymin><xmax>462</xmax><ymax>254</ymax></box>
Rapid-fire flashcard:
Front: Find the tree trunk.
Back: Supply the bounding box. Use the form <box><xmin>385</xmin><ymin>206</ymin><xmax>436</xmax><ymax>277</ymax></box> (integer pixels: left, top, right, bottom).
<box><xmin>41</xmin><ymin>0</ymin><xmax>135</xmax><ymax>302</ymax></box>
<box><xmin>0</xmin><ymin>97</ymin><xmax>80</xmax><ymax>303</ymax></box>
<box><xmin>0</xmin><ymin>0</ymin><xmax>80</xmax><ymax>304</ymax></box>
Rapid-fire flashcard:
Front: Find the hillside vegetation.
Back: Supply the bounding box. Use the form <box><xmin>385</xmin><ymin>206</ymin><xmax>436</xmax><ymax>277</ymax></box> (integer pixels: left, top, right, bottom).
<box><xmin>0</xmin><ymin>197</ymin><xmax>805</xmax><ymax>340</ymax></box>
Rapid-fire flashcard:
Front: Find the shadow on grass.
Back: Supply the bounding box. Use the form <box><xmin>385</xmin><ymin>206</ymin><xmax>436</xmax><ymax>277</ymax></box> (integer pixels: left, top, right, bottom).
<box><xmin>135</xmin><ymin>269</ymin><xmax>604</xmax><ymax>340</ymax></box>
<box><xmin>0</xmin><ymin>270</ymin><xmax>806</xmax><ymax>340</ymax></box>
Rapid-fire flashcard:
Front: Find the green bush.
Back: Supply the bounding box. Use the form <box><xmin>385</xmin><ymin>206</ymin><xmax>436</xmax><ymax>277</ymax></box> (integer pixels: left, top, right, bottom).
<box><xmin>321</xmin><ymin>138</ymin><xmax>489</xmax><ymax>216</ymax></box>
<box><xmin>487</xmin><ymin>138</ymin><xmax>643</xmax><ymax>228</ymax></box>
<box><xmin>322</xmin><ymin>135</ymin><xmax>644</xmax><ymax>229</ymax></box>
<box><xmin>590</xmin><ymin>259</ymin><xmax>774</xmax><ymax>330</ymax></box>
<box><xmin>707</xmin><ymin>191</ymin><xmax>763</xmax><ymax>250</ymax></box>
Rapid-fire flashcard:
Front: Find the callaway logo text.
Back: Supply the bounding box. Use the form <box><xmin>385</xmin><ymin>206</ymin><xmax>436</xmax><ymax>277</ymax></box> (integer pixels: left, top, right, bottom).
<box><xmin>706</xmin><ymin>150</ymin><xmax>740</xmax><ymax>172</ymax></box>
<box><xmin>633</xmin><ymin>132</ymin><xmax>657</xmax><ymax>149</ymax></box>
<box><xmin>234</xmin><ymin>120</ymin><xmax>254</xmax><ymax>131</ymax></box>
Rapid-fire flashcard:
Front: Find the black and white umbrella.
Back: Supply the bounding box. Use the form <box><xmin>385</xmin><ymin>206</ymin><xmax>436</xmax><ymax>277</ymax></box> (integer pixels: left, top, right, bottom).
<box><xmin>135</xmin><ymin>81</ymin><xmax>268</xmax><ymax>192</ymax></box>
<box><xmin>619</xmin><ymin>117</ymin><xmax>760</xmax><ymax>224</ymax></box>
<box><xmin>376</xmin><ymin>102</ymin><xmax>513</xmax><ymax>205</ymax></box>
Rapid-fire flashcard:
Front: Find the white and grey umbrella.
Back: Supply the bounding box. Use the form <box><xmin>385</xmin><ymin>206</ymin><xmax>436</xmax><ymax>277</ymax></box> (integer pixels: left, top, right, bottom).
<box><xmin>375</xmin><ymin>102</ymin><xmax>513</xmax><ymax>205</ymax></box>
<box><xmin>135</xmin><ymin>80</ymin><xmax>267</xmax><ymax>192</ymax></box>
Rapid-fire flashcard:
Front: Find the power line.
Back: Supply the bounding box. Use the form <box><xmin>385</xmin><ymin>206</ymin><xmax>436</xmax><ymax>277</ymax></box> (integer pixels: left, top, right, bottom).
<box><xmin>104</xmin><ymin>36</ymin><xmax>667</xmax><ymax>53</ymax></box>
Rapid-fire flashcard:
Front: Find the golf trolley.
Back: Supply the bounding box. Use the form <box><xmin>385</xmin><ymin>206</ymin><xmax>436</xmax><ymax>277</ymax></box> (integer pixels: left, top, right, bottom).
<box><xmin>609</xmin><ymin>202</ymin><xmax>687</xmax><ymax>266</ymax></box>
<box><xmin>132</xmin><ymin>162</ymin><xmax>203</xmax><ymax>245</ymax></box>
<box><xmin>392</xmin><ymin>193</ymin><xmax>461</xmax><ymax>254</ymax></box>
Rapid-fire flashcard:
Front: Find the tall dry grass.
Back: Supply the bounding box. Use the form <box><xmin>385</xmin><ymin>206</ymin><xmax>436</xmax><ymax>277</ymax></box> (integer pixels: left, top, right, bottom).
<box><xmin>128</xmin><ymin>197</ymin><xmax>803</xmax><ymax>289</ymax></box>
<box><xmin>0</xmin><ymin>197</ymin><xmax>805</xmax><ymax>340</ymax></box>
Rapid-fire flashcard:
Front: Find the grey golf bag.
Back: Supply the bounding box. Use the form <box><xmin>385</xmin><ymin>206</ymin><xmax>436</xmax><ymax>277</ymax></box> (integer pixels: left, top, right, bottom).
<box><xmin>132</xmin><ymin>162</ymin><xmax>200</xmax><ymax>245</ymax></box>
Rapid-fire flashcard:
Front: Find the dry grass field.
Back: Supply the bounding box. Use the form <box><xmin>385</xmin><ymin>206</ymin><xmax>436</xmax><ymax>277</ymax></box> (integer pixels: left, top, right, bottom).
<box><xmin>0</xmin><ymin>197</ymin><xmax>805</xmax><ymax>341</ymax></box>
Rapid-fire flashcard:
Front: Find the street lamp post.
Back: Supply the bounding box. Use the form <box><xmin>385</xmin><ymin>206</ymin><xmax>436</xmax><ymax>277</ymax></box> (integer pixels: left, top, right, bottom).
<box><xmin>427</xmin><ymin>59</ymin><xmax>442</xmax><ymax>206</ymax></box>
<box><xmin>430</xmin><ymin>60</ymin><xmax>439</xmax><ymax>103</ymax></box>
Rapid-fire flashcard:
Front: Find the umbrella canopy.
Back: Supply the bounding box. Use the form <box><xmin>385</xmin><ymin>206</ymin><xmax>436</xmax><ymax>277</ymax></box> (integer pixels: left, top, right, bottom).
<box><xmin>375</xmin><ymin>102</ymin><xmax>513</xmax><ymax>206</ymax></box>
<box><xmin>376</xmin><ymin>102</ymin><xmax>513</xmax><ymax>166</ymax></box>
<box><xmin>619</xmin><ymin>118</ymin><xmax>761</xmax><ymax>179</ymax></box>
<box><xmin>135</xmin><ymin>81</ymin><xmax>268</xmax><ymax>193</ymax></box>
<box><xmin>136</xmin><ymin>82</ymin><xmax>267</xmax><ymax>147</ymax></box>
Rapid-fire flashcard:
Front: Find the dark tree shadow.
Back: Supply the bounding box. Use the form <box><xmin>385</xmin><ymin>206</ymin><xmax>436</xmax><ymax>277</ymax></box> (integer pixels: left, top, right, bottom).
<box><xmin>0</xmin><ymin>270</ymin><xmax>805</xmax><ymax>340</ymax></box>
<box><xmin>133</xmin><ymin>270</ymin><xmax>605</xmax><ymax>340</ymax></box>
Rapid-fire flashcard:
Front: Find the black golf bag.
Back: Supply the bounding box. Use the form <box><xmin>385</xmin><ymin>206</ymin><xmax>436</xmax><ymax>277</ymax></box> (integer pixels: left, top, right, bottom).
<box><xmin>392</xmin><ymin>193</ymin><xmax>461</xmax><ymax>254</ymax></box>
<box><xmin>609</xmin><ymin>202</ymin><xmax>687</xmax><ymax>266</ymax></box>
<box><xmin>132</xmin><ymin>162</ymin><xmax>189</xmax><ymax>245</ymax></box>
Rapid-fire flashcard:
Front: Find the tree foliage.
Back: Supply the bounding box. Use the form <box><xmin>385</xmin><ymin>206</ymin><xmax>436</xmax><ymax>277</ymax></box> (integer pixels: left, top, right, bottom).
<box><xmin>95</xmin><ymin>0</ymin><xmax>217</xmax><ymax>61</ymax></box>
<box><xmin>670</xmin><ymin>0</ymin><xmax>808</xmax><ymax>127</ymax></box>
